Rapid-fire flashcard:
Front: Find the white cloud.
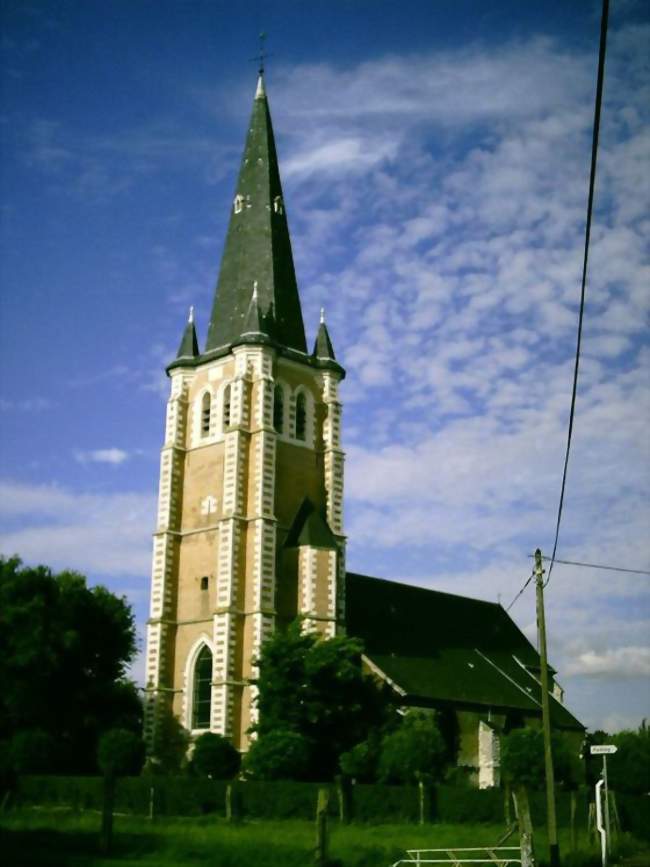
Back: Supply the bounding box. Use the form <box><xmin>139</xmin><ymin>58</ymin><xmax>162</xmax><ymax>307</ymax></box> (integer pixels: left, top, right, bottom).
<box><xmin>74</xmin><ymin>448</ymin><xmax>130</xmax><ymax>465</ymax></box>
<box><xmin>0</xmin><ymin>481</ymin><xmax>155</xmax><ymax>577</ymax></box>
<box><xmin>566</xmin><ymin>647</ymin><xmax>650</xmax><ymax>679</ymax></box>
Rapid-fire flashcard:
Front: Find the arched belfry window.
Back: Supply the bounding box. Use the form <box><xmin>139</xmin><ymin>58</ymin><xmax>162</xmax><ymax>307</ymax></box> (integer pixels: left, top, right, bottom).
<box><xmin>273</xmin><ymin>385</ymin><xmax>284</xmax><ymax>433</ymax></box>
<box><xmin>223</xmin><ymin>384</ymin><xmax>231</xmax><ymax>431</ymax></box>
<box><xmin>201</xmin><ymin>392</ymin><xmax>211</xmax><ymax>437</ymax></box>
<box><xmin>192</xmin><ymin>645</ymin><xmax>213</xmax><ymax>729</ymax></box>
<box><xmin>295</xmin><ymin>392</ymin><xmax>307</xmax><ymax>442</ymax></box>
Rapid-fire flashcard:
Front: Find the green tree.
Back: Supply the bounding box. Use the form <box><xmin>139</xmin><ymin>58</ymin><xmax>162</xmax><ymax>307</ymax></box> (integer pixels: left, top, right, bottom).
<box><xmin>0</xmin><ymin>557</ymin><xmax>141</xmax><ymax>773</ymax></box>
<box><xmin>251</xmin><ymin>621</ymin><xmax>393</xmax><ymax>780</ymax></box>
<box><xmin>243</xmin><ymin>730</ymin><xmax>311</xmax><ymax>781</ymax></box>
<box><xmin>597</xmin><ymin>722</ymin><xmax>650</xmax><ymax>795</ymax></box>
<box><xmin>191</xmin><ymin>732</ymin><xmax>241</xmax><ymax>779</ymax></box>
<box><xmin>378</xmin><ymin>712</ymin><xmax>447</xmax><ymax>784</ymax></box>
<box><xmin>501</xmin><ymin>727</ymin><xmax>581</xmax><ymax>790</ymax></box>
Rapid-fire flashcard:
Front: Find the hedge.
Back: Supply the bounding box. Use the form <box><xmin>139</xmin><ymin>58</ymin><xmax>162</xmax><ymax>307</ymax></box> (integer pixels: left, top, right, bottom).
<box><xmin>12</xmin><ymin>776</ymin><xmax>641</xmax><ymax>832</ymax></box>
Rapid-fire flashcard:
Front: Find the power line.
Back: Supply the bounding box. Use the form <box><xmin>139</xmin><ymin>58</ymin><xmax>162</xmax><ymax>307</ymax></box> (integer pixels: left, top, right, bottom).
<box><xmin>546</xmin><ymin>0</ymin><xmax>610</xmax><ymax>588</ymax></box>
<box><xmin>539</xmin><ymin>556</ymin><xmax>650</xmax><ymax>577</ymax></box>
<box><xmin>506</xmin><ymin>572</ymin><xmax>535</xmax><ymax>612</ymax></box>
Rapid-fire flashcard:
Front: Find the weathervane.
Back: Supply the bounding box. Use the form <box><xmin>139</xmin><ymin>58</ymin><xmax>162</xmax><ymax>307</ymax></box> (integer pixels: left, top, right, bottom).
<box><xmin>250</xmin><ymin>31</ymin><xmax>272</xmax><ymax>75</ymax></box>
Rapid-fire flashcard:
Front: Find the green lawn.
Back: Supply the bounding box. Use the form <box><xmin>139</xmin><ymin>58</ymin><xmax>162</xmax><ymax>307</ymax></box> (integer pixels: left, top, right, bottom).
<box><xmin>0</xmin><ymin>808</ymin><xmax>642</xmax><ymax>867</ymax></box>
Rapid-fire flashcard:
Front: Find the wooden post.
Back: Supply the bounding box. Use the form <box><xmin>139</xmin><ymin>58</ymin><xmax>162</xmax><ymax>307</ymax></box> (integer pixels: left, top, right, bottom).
<box><xmin>534</xmin><ymin>549</ymin><xmax>560</xmax><ymax>867</ymax></box>
<box><xmin>148</xmin><ymin>785</ymin><xmax>155</xmax><ymax>821</ymax></box>
<box><xmin>226</xmin><ymin>783</ymin><xmax>240</xmax><ymax>823</ymax></box>
<box><xmin>504</xmin><ymin>781</ymin><xmax>512</xmax><ymax>827</ymax></box>
<box><xmin>570</xmin><ymin>790</ymin><xmax>577</xmax><ymax>851</ymax></box>
<box><xmin>99</xmin><ymin>772</ymin><xmax>115</xmax><ymax>855</ymax></box>
<box><xmin>335</xmin><ymin>775</ymin><xmax>351</xmax><ymax>824</ymax></box>
<box><xmin>513</xmin><ymin>785</ymin><xmax>535</xmax><ymax>867</ymax></box>
<box><xmin>315</xmin><ymin>787</ymin><xmax>329</xmax><ymax>866</ymax></box>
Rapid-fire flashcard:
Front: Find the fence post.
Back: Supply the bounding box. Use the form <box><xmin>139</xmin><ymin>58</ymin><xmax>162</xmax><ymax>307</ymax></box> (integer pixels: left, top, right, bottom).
<box><xmin>335</xmin><ymin>775</ymin><xmax>352</xmax><ymax>824</ymax></box>
<box><xmin>513</xmin><ymin>785</ymin><xmax>535</xmax><ymax>867</ymax></box>
<box><xmin>570</xmin><ymin>790</ymin><xmax>577</xmax><ymax>851</ymax></box>
<box><xmin>226</xmin><ymin>783</ymin><xmax>241</xmax><ymax>823</ymax></box>
<box><xmin>315</xmin><ymin>787</ymin><xmax>329</xmax><ymax>866</ymax></box>
<box><xmin>148</xmin><ymin>785</ymin><xmax>155</xmax><ymax>821</ymax></box>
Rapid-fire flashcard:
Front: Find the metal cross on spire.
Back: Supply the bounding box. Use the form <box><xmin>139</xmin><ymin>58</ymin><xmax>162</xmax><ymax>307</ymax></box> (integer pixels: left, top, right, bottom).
<box><xmin>251</xmin><ymin>31</ymin><xmax>271</xmax><ymax>75</ymax></box>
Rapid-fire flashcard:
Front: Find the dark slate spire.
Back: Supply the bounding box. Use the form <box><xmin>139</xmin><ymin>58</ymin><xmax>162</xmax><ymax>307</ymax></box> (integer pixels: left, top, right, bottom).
<box><xmin>176</xmin><ymin>307</ymin><xmax>199</xmax><ymax>359</ymax></box>
<box><xmin>312</xmin><ymin>308</ymin><xmax>336</xmax><ymax>360</ymax></box>
<box><xmin>205</xmin><ymin>73</ymin><xmax>307</xmax><ymax>355</ymax></box>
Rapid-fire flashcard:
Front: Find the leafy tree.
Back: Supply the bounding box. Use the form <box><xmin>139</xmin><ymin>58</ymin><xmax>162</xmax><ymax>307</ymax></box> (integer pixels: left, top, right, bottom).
<box><xmin>609</xmin><ymin>722</ymin><xmax>650</xmax><ymax>795</ymax></box>
<box><xmin>251</xmin><ymin>621</ymin><xmax>393</xmax><ymax>780</ymax></box>
<box><xmin>378</xmin><ymin>712</ymin><xmax>447</xmax><ymax>784</ymax></box>
<box><xmin>339</xmin><ymin>735</ymin><xmax>381</xmax><ymax>783</ymax></box>
<box><xmin>191</xmin><ymin>732</ymin><xmax>241</xmax><ymax>779</ymax></box>
<box><xmin>585</xmin><ymin>722</ymin><xmax>650</xmax><ymax>795</ymax></box>
<box><xmin>0</xmin><ymin>557</ymin><xmax>141</xmax><ymax>773</ymax></box>
<box><xmin>243</xmin><ymin>730</ymin><xmax>311</xmax><ymax>781</ymax></box>
<box><xmin>145</xmin><ymin>704</ymin><xmax>191</xmax><ymax>775</ymax></box>
<box><xmin>9</xmin><ymin>730</ymin><xmax>58</xmax><ymax>774</ymax></box>
<box><xmin>98</xmin><ymin>728</ymin><xmax>145</xmax><ymax>777</ymax></box>
<box><xmin>501</xmin><ymin>727</ymin><xmax>581</xmax><ymax>790</ymax></box>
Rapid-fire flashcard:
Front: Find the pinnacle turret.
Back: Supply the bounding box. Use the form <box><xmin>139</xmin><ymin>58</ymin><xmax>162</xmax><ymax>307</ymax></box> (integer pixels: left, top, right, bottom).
<box><xmin>312</xmin><ymin>308</ymin><xmax>336</xmax><ymax>361</ymax></box>
<box><xmin>175</xmin><ymin>306</ymin><xmax>199</xmax><ymax>360</ymax></box>
<box><xmin>205</xmin><ymin>74</ymin><xmax>307</xmax><ymax>355</ymax></box>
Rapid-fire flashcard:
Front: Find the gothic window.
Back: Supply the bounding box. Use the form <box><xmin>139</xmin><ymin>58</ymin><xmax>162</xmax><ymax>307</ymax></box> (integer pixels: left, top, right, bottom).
<box><xmin>295</xmin><ymin>392</ymin><xmax>307</xmax><ymax>441</ymax></box>
<box><xmin>201</xmin><ymin>392</ymin><xmax>211</xmax><ymax>437</ymax></box>
<box><xmin>223</xmin><ymin>384</ymin><xmax>231</xmax><ymax>430</ymax></box>
<box><xmin>192</xmin><ymin>645</ymin><xmax>212</xmax><ymax>729</ymax></box>
<box><xmin>273</xmin><ymin>385</ymin><xmax>284</xmax><ymax>433</ymax></box>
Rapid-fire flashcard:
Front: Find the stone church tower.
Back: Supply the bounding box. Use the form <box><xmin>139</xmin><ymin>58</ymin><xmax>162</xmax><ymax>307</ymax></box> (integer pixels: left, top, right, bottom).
<box><xmin>144</xmin><ymin>74</ymin><xmax>346</xmax><ymax>754</ymax></box>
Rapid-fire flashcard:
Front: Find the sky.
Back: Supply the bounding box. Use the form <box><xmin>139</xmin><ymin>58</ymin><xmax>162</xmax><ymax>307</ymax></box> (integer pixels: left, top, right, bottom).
<box><xmin>1</xmin><ymin>0</ymin><xmax>648</xmax><ymax>734</ymax></box>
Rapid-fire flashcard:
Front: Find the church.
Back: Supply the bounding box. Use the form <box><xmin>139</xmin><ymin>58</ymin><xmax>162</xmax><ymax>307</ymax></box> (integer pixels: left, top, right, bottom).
<box><xmin>144</xmin><ymin>72</ymin><xmax>583</xmax><ymax>787</ymax></box>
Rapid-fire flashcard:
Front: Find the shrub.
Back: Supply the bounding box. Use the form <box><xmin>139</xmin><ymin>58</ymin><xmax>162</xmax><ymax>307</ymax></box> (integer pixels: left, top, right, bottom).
<box><xmin>243</xmin><ymin>731</ymin><xmax>312</xmax><ymax>781</ymax></box>
<box><xmin>378</xmin><ymin>712</ymin><xmax>447</xmax><ymax>784</ymax></box>
<box><xmin>501</xmin><ymin>727</ymin><xmax>581</xmax><ymax>790</ymax></box>
<box><xmin>191</xmin><ymin>732</ymin><xmax>240</xmax><ymax>779</ymax></box>
<box><xmin>97</xmin><ymin>729</ymin><xmax>145</xmax><ymax>776</ymax></box>
<box><xmin>340</xmin><ymin>737</ymin><xmax>380</xmax><ymax>783</ymax></box>
<box><xmin>9</xmin><ymin>730</ymin><xmax>58</xmax><ymax>774</ymax></box>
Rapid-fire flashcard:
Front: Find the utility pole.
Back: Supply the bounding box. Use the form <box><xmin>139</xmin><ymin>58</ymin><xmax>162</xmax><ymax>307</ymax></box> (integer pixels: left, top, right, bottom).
<box><xmin>535</xmin><ymin>548</ymin><xmax>560</xmax><ymax>867</ymax></box>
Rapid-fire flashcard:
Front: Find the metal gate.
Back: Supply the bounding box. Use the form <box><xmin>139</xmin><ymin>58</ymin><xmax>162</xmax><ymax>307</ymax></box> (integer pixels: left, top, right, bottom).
<box><xmin>390</xmin><ymin>845</ymin><xmax>522</xmax><ymax>866</ymax></box>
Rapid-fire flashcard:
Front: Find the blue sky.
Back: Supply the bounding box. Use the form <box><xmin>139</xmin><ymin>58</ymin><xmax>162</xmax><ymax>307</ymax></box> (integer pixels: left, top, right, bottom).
<box><xmin>1</xmin><ymin>0</ymin><xmax>648</xmax><ymax>733</ymax></box>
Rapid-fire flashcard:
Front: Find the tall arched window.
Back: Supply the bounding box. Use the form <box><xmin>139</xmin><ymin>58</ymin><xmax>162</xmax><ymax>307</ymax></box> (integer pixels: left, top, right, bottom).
<box><xmin>192</xmin><ymin>645</ymin><xmax>213</xmax><ymax>729</ymax></box>
<box><xmin>201</xmin><ymin>392</ymin><xmax>211</xmax><ymax>437</ymax></box>
<box><xmin>223</xmin><ymin>384</ymin><xmax>231</xmax><ymax>431</ymax></box>
<box><xmin>295</xmin><ymin>392</ymin><xmax>307</xmax><ymax>441</ymax></box>
<box><xmin>273</xmin><ymin>385</ymin><xmax>284</xmax><ymax>433</ymax></box>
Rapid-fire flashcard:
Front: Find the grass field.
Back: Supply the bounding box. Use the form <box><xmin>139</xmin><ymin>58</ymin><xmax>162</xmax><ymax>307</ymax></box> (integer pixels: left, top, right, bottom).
<box><xmin>0</xmin><ymin>808</ymin><xmax>643</xmax><ymax>867</ymax></box>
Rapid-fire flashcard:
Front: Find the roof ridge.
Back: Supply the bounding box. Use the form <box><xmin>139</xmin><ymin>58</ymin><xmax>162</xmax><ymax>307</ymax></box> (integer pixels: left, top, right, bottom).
<box><xmin>346</xmin><ymin>571</ymin><xmax>503</xmax><ymax>609</ymax></box>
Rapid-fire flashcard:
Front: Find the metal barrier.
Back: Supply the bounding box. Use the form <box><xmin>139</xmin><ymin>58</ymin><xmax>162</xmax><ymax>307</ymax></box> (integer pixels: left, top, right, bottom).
<box><xmin>391</xmin><ymin>845</ymin><xmax>522</xmax><ymax>866</ymax></box>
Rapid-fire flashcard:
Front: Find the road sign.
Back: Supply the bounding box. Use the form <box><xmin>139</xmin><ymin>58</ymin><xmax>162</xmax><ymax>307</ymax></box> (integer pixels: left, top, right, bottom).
<box><xmin>590</xmin><ymin>745</ymin><xmax>617</xmax><ymax>755</ymax></box>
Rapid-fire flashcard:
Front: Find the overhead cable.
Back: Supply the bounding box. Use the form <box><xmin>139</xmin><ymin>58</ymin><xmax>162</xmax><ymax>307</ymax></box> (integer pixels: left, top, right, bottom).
<box><xmin>546</xmin><ymin>0</ymin><xmax>610</xmax><ymax>588</ymax></box>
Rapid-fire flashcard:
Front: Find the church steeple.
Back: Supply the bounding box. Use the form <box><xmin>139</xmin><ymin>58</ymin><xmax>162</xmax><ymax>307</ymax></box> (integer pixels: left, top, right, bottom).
<box><xmin>205</xmin><ymin>74</ymin><xmax>307</xmax><ymax>355</ymax></box>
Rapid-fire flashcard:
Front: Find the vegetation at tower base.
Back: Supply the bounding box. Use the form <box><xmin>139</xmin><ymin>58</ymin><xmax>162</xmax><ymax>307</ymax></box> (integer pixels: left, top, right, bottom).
<box><xmin>501</xmin><ymin>727</ymin><xmax>582</xmax><ymax>790</ymax></box>
<box><xmin>190</xmin><ymin>732</ymin><xmax>241</xmax><ymax>779</ymax></box>
<box><xmin>243</xmin><ymin>621</ymin><xmax>395</xmax><ymax>781</ymax></box>
<box><xmin>0</xmin><ymin>556</ymin><xmax>142</xmax><ymax>775</ymax></box>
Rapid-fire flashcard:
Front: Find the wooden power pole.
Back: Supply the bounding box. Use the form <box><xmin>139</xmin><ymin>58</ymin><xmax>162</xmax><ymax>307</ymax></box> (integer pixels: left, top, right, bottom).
<box><xmin>534</xmin><ymin>548</ymin><xmax>560</xmax><ymax>867</ymax></box>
